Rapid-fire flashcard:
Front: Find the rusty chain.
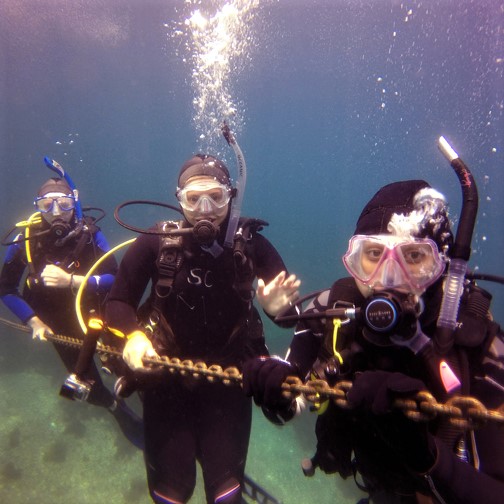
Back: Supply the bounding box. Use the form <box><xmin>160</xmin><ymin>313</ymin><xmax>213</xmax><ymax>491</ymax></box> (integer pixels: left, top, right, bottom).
<box><xmin>3</xmin><ymin>317</ymin><xmax>504</xmax><ymax>430</ymax></box>
<box><xmin>139</xmin><ymin>350</ymin><xmax>504</xmax><ymax>430</ymax></box>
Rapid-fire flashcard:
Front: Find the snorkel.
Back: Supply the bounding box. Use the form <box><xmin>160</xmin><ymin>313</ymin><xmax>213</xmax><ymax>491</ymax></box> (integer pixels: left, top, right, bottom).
<box><xmin>221</xmin><ymin>122</ymin><xmax>247</xmax><ymax>248</ymax></box>
<box><xmin>435</xmin><ymin>136</ymin><xmax>478</xmax><ymax>354</ymax></box>
<box><xmin>43</xmin><ymin>157</ymin><xmax>84</xmax><ymax>244</ymax></box>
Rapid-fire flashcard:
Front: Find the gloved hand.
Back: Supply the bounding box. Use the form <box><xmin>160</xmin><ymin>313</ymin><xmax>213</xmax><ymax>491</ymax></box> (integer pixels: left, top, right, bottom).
<box><xmin>27</xmin><ymin>316</ymin><xmax>53</xmax><ymax>341</ymax></box>
<box><xmin>123</xmin><ymin>331</ymin><xmax>159</xmax><ymax>370</ymax></box>
<box><xmin>40</xmin><ymin>264</ymin><xmax>84</xmax><ymax>289</ymax></box>
<box><xmin>242</xmin><ymin>356</ymin><xmax>297</xmax><ymax>409</ymax></box>
<box><xmin>347</xmin><ymin>370</ymin><xmax>437</xmax><ymax>473</ymax></box>
<box><xmin>256</xmin><ymin>271</ymin><xmax>300</xmax><ymax>317</ymax></box>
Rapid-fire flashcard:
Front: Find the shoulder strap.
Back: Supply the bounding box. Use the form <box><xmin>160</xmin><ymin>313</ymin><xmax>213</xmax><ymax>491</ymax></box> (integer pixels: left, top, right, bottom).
<box><xmin>232</xmin><ymin>217</ymin><xmax>268</xmax><ymax>266</ymax></box>
<box><xmin>63</xmin><ymin>218</ymin><xmax>98</xmax><ymax>270</ymax></box>
<box><xmin>154</xmin><ymin>221</ymin><xmax>185</xmax><ymax>299</ymax></box>
<box><xmin>232</xmin><ymin>217</ymin><xmax>268</xmax><ymax>302</ymax></box>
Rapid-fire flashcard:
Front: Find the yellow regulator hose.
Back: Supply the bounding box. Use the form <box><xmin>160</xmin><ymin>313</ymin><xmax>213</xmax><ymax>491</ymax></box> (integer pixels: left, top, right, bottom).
<box><xmin>75</xmin><ymin>238</ymin><xmax>136</xmax><ymax>334</ymax></box>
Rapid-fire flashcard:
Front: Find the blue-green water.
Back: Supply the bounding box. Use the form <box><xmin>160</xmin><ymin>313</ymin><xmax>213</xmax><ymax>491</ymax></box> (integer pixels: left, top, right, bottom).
<box><xmin>0</xmin><ymin>1</ymin><xmax>503</xmax><ymax>503</ymax></box>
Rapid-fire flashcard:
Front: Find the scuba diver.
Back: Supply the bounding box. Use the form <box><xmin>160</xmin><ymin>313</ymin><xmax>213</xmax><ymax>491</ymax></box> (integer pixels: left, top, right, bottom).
<box><xmin>242</xmin><ymin>139</ymin><xmax>504</xmax><ymax>503</ymax></box>
<box><xmin>105</xmin><ymin>139</ymin><xmax>300</xmax><ymax>504</ymax></box>
<box><xmin>0</xmin><ymin>158</ymin><xmax>143</xmax><ymax>449</ymax></box>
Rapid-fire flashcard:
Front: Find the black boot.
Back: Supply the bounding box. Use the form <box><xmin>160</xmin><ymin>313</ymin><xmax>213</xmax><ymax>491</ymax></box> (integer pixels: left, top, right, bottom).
<box><xmin>109</xmin><ymin>399</ymin><xmax>144</xmax><ymax>450</ymax></box>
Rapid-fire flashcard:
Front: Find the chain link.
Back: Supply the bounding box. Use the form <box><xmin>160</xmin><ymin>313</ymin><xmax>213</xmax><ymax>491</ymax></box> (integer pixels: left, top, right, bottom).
<box><xmin>140</xmin><ymin>351</ymin><xmax>504</xmax><ymax>430</ymax></box>
<box><xmin>4</xmin><ymin>319</ymin><xmax>503</xmax><ymax>430</ymax></box>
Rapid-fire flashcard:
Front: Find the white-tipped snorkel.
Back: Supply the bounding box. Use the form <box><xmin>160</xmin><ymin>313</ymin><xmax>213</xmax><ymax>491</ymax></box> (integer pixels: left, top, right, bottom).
<box><xmin>436</xmin><ymin>136</ymin><xmax>478</xmax><ymax>354</ymax></box>
<box><xmin>221</xmin><ymin>122</ymin><xmax>247</xmax><ymax>248</ymax></box>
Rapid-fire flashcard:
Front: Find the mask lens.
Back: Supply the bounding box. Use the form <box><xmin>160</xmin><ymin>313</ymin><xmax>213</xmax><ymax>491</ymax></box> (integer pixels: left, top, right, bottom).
<box><xmin>35</xmin><ymin>195</ymin><xmax>75</xmax><ymax>213</ymax></box>
<box><xmin>343</xmin><ymin>235</ymin><xmax>445</xmax><ymax>292</ymax></box>
<box><xmin>396</xmin><ymin>242</ymin><xmax>443</xmax><ymax>285</ymax></box>
<box><xmin>35</xmin><ymin>197</ymin><xmax>55</xmax><ymax>213</ymax></box>
<box><xmin>55</xmin><ymin>196</ymin><xmax>76</xmax><ymax>211</ymax></box>
<box><xmin>177</xmin><ymin>182</ymin><xmax>231</xmax><ymax>211</ymax></box>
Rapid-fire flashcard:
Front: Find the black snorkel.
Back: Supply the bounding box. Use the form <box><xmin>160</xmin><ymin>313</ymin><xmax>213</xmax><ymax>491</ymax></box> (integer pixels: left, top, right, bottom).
<box><xmin>43</xmin><ymin>157</ymin><xmax>84</xmax><ymax>245</ymax></box>
<box><xmin>435</xmin><ymin>136</ymin><xmax>478</xmax><ymax>354</ymax></box>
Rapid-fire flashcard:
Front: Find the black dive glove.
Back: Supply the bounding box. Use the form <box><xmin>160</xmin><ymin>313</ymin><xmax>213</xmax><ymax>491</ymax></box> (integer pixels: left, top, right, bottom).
<box><xmin>242</xmin><ymin>356</ymin><xmax>297</xmax><ymax>409</ymax></box>
<box><xmin>347</xmin><ymin>370</ymin><xmax>437</xmax><ymax>474</ymax></box>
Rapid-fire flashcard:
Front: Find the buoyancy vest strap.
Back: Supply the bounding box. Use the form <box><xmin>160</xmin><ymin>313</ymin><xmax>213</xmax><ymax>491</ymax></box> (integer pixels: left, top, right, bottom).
<box><xmin>232</xmin><ymin>218</ymin><xmax>268</xmax><ymax>302</ymax></box>
<box><xmin>62</xmin><ymin>218</ymin><xmax>97</xmax><ymax>271</ymax></box>
<box><xmin>155</xmin><ymin>221</ymin><xmax>184</xmax><ymax>299</ymax></box>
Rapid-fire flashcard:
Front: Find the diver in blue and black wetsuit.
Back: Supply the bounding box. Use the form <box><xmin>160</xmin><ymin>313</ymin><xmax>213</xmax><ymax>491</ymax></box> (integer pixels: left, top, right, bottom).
<box><xmin>0</xmin><ymin>160</ymin><xmax>143</xmax><ymax>448</ymax></box>
<box><xmin>105</xmin><ymin>150</ymin><xmax>300</xmax><ymax>504</ymax></box>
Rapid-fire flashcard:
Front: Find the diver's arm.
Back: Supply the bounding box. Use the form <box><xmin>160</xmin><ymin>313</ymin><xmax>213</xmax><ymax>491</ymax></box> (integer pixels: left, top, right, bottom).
<box><xmin>39</xmin><ymin>229</ymin><xmax>119</xmax><ymax>292</ymax></box>
<box><xmin>105</xmin><ymin>233</ymin><xmax>157</xmax><ymax>336</ymax></box>
<box><xmin>0</xmin><ymin>242</ymin><xmax>36</xmax><ymax>323</ymax></box>
<box><xmin>105</xmin><ymin>299</ymin><xmax>140</xmax><ymax>336</ymax></box>
<box><xmin>81</xmin><ymin>229</ymin><xmax>119</xmax><ymax>292</ymax></box>
<box><xmin>427</xmin><ymin>439</ymin><xmax>504</xmax><ymax>504</ymax></box>
<box><xmin>256</xmin><ymin>271</ymin><xmax>300</xmax><ymax>317</ymax></box>
<box><xmin>94</xmin><ymin>229</ymin><xmax>112</xmax><ymax>254</ymax></box>
<box><xmin>253</xmin><ymin>233</ymin><xmax>290</xmax><ymax>283</ymax></box>
<box><xmin>1</xmin><ymin>294</ymin><xmax>36</xmax><ymax>323</ymax></box>
<box><xmin>104</xmin><ymin>234</ymin><xmax>160</xmax><ymax>370</ymax></box>
<box><xmin>286</xmin><ymin>290</ymin><xmax>330</xmax><ymax>378</ymax></box>
<box><xmin>253</xmin><ymin>233</ymin><xmax>300</xmax><ymax>326</ymax></box>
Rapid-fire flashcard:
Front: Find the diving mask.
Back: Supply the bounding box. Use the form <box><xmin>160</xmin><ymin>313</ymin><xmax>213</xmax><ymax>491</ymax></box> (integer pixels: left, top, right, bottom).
<box><xmin>176</xmin><ymin>180</ymin><xmax>231</xmax><ymax>213</ymax></box>
<box><xmin>343</xmin><ymin>234</ymin><xmax>445</xmax><ymax>294</ymax></box>
<box><xmin>35</xmin><ymin>193</ymin><xmax>76</xmax><ymax>213</ymax></box>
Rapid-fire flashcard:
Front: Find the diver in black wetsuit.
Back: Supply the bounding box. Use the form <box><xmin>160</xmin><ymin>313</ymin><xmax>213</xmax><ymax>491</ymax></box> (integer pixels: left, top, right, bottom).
<box><xmin>105</xmin><ymin>153</ymin><xmax>300</xmax><ymax>504</ymax></box>
<box><xmin>0</xmin><ymin>161</ymin><xmax>143</xmax><ymax>449</ymax></box>
<box><xmin>243</xmin><ymin>175</ymin><xmax>504</xmax><ymax>503</ymax></box>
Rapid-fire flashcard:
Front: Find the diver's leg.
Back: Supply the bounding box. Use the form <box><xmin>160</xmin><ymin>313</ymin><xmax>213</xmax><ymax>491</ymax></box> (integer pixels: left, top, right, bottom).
<box><xmin>144</xmin><ymin>381</ymin><xmax>197</xmax><ymax>503</ymax></box>
<box><xmin>197</xmin><ymin>381</ymin><xmax>252</xmax><ymax>504</ymax></box>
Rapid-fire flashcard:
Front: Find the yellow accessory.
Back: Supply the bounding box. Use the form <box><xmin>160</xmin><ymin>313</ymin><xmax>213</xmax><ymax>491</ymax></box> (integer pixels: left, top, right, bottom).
<box><xmin>19</xmin><ymin>212</ymin><xmax>42</xmax><ymax>270</ymax></box>
<box><xmin>312</xmin><ymin>318</ymin><xmax>345</xmax><ymax>415</ymax></box>
<box><xmin>332</xmin><ymin>318</ymin><xmax>344</xmax><ymax>365</ymax></box>
<box><xmin>126</xmin><ymin>330</ymin><xmax>148</xmax><ymax>341</ymax></box>
<box><xmin>87</xmin><ymin>318</ymin><xmax>104</xmax><ymax>331</ymax></box>
<box><xmin>75</xmin><ymin>238</ymin><xmax>136</xmax><ymax>334</ymax></box>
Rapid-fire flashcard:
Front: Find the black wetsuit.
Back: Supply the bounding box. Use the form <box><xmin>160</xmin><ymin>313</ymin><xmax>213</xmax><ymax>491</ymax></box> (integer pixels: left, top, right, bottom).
<box><xmin>0</xmin><ymin>222</ymin><xmax>118</xmax><ymax>407</ymax></box>
<box><xmin>105</xmin><ymin>220</ymin><xmax>291</xmax><ymax>504</ymax></box>
<box><xmin>287</xmin><ymin>277</ymin><xmax>504</xmax><ymax>504</ymax></box>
